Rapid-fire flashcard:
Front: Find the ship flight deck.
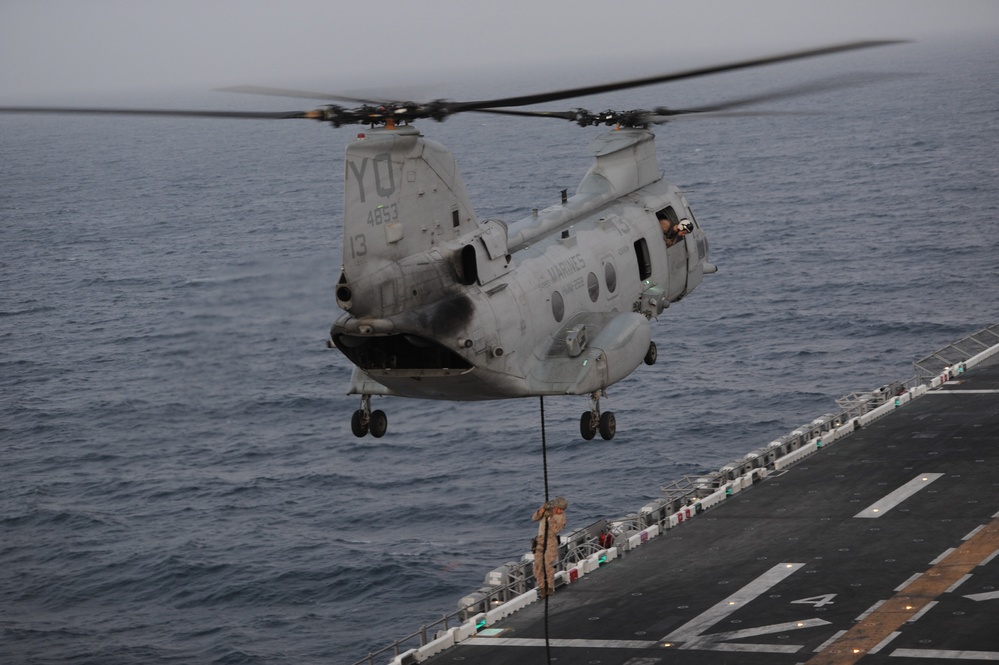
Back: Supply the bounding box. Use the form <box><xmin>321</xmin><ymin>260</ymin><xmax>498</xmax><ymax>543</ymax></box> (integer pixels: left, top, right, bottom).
<box><xmin>408</xmin><ymin>342</ymin><xmax>999</xmax><ymax>664</ymax></box>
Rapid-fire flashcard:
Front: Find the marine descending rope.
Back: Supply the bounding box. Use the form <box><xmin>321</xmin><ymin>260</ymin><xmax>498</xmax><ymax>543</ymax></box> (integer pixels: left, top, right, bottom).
<box><xmin>539</xmin><ymin>396</ymin><xmax>552</xmax><ymax>665</ymax></box>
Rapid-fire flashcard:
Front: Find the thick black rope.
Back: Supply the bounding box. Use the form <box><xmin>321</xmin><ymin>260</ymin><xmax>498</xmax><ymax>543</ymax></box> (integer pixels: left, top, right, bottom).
<box><xmin>539</xmin><ymin>396</ymin><xmax>552</xmax><ymax>664</ymax></box>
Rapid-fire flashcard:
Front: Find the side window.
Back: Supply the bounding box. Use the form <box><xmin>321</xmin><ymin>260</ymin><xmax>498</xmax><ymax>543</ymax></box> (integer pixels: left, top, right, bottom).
<box><xmin>656</xmin><ymin>205</ymin><xmax>686</xmax><ymax>248</ymax></box>
<box><xmin>603</xmin><ymin>260</ymin><xmax>617</xmax><ymax>294</ymax></box>
<box><xmin>657</xmin><ymin>206</ymin><xmax>680</xmax><ymax>224</ymax></box>
<box><xmin>634</xmin><ymin>238</ymin><xmax>652</xmax><ymax>281</ymax></box>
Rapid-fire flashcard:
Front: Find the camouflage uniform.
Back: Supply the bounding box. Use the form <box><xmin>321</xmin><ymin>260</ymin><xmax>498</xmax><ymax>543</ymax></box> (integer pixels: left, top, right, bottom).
<box><xmin>532</xmin><ymin>496</ymin><xmax>567</xmax><ymax>597</ymax></box>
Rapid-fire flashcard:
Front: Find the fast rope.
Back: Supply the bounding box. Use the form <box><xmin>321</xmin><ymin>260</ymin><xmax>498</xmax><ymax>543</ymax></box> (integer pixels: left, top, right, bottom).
<box><xmin>539</xmin><ymin>396</ymin><xmax>552</xmax><ymax>664</ymax></box>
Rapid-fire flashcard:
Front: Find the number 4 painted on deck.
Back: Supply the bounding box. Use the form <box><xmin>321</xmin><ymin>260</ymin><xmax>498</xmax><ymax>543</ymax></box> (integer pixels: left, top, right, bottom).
<box><xmin>791</xmin><ymin>594</ymin><xmax>837</xmax><ymax>607</ymax></box>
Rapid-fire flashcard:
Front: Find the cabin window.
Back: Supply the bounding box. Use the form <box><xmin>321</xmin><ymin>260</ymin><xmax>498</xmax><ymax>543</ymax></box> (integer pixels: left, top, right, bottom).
<box><xmin>551</xmin><ymin>291</ymin><xmax>565</xmax><ymax>322</ymax></box>
<box><xmin>452</xmin><ymin>209</ymin><xmax>461</xmax><ymax>228</ymax></box>
<box><xmin>633</xmin><ymin>238</ymin><xmax>652</xmax><ymax>281</ymax></box>
<box><xmin>604</xmin><ymin>262</ymin><xmax>617</xmax><ymax>294</ymax></box>
<box><xmin>587</xmin><ymin>272</ymin><xmax>599</xmax><ymax>302</ymax></box>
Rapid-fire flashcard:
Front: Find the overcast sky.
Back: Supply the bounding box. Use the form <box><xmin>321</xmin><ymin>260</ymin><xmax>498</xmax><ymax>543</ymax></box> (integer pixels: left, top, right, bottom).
<box><xmin>2</xmin><ymin>0</ymin><xmax>998</xmax><ymax>102</ymax></box>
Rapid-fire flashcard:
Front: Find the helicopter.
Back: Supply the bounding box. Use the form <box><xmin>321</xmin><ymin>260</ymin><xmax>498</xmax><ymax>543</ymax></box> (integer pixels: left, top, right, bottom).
<box><xmin>1</xmin><ymin>40</ymin><xmax>902</xmax><ymax>441</ymax></box>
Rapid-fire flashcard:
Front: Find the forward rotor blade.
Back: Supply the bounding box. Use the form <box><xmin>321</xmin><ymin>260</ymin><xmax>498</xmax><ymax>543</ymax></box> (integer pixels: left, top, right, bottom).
<box><xmin>470</xmin><ymin>108</ymin><xmax>579</xmax><ymax>121</ymax></box>
<box><xmin>216</xmin><ymin>85</ymin><xmax>388</xmax><ymax>105</ymax></box>
<box><xmin>449</xmin><ymin>40</ymin><xmax>907</xmax><ymax>113</ymax></box>
<box><xmin>0</xmin><ymin>106</ymin><xmax>317</xmax><ymax>120</ymax></box>
<box><xmin>646</xmin><ymin>110</ymin><xmax>816</xmax><ymax>124</ymax></box>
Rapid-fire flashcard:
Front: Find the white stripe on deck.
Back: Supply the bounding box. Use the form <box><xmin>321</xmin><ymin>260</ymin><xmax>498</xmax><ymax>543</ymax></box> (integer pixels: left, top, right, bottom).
<box><xmin>663</xmin><ymin>563</ymin><xmax>805</xmax><ymax>643</ymax></box>
<box><xmin>928</xmin><ymin>389</ymin><xmax>999</xmax><ymax>394</ymax></box>
<box><xmin>463</xmin><ymin>637</ymin><xmax>658</xmax><ymax>649</ymax></box>
<box><xmin>854</xmin><ymin>473</ymin><xmax>943</xmax><ymax>518</ymax></box>
<box><xmin>890</xmin><ymin>648</ymin><xmax>999</xmax><ymax>660</ymax></box>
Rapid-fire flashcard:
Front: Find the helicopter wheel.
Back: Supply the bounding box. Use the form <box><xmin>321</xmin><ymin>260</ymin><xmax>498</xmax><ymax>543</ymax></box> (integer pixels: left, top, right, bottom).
<box><xmin>580</xmin><ymin>412</ymin><xmax>597</xmax><ymax>441</ymax></box>
<box><xmin>644</xmin><ymin>341</ymin><xmax>657</xmax><ymax>366</ymax></box>
<box><xmin>599</xmin><ymin>411</ymin><xmax>616</xmax><ymax>440</ymax></box>
<box><xmin>351</xmin><ymin>409</ymin><xmax>368</xmax><ymax>437</ymax></box>
<box><xmin>369</xmin><ymin>410</ymin><xmax>388</xmax><ymax>438</ymax></box>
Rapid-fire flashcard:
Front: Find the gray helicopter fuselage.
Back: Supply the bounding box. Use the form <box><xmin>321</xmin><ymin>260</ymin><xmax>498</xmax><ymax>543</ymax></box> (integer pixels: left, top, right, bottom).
<box><xmin>330</xmin><ymin>125</ymin><xmax>712</xmax><ymax>401</ymax></box>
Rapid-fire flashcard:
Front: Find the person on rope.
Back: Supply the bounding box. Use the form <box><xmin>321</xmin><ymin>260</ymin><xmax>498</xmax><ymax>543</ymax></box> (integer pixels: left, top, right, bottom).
<box><xmin>532</xmin><ymin>496</ymin><xmax>568</xmax><ymax>598</ymax></box>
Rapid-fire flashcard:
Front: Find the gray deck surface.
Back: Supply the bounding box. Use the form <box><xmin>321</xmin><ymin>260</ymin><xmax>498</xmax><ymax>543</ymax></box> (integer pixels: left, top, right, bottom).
<box><xmin>424</xmin><ymin>354</ymin><xmax>999</xmax><ymax>664</ymax></box>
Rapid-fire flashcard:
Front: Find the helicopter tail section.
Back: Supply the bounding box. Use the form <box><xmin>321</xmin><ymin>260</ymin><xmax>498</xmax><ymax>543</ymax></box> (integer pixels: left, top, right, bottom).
<box><xmin>338</xmin><ymin>125</ymin><xmax>481</xmax><ymax>317</ymax></box>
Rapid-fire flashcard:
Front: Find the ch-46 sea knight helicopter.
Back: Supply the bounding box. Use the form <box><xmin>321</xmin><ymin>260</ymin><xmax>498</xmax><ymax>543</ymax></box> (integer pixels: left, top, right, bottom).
<box><xmin>2</xmin><ymin>40</ymin><xmax>901</xmax><ymax>440</ymax></box>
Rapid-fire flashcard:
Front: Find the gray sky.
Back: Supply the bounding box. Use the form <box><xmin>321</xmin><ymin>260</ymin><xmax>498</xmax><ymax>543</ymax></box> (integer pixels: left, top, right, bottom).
<box><xmin>2</xmin><ymin>0</ymin><xmax>998</xmax><ymax>102</ymax></box>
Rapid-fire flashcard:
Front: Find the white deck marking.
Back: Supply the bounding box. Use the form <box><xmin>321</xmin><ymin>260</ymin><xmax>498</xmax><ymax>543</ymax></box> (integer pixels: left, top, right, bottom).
<box><xmin>928</xmin><ymin>389</ymin><xmax>999</xmax><ymax>394</ymax></box>
<box><xmin>855</xmin><ymin>600</ymin><xmax>886</xmax><ymax>621</ymax></box>
<box><xmin>930</xmin><ymin>547</ymin><xmax>957</xmax><ymax>565</ymax></box>
<box><xmin>945</xmin><ymin>574</ymin><xmax>972</xmax><ymax>593</ymax></box>
<box><xmin>683</xmin><ymin>619</ymin><xmax>831</xmax><ymax>653</ymax></box>
<box><xmin>963</xmin><ymin>524</ymin><xmax>986</xmax><ymax>540</ymax></box>
<box><xmin>982</xmin><ymin>548</ymin><xmax>999</xmax><ymax>566</ymax></box>
<box><xmin>854</xmin><ymin>473</ymin><xmax>944</xmax><ymax>518</ymax></box>
<box><xmin>869</xmin><ymin>631</ymin><xmax>900</xmax><ymax>655</ymax></box>
<box><xmin>895</xmin><ymin>573</ymin><xmax>921</xmax><ymax>592</ymax></box>
<box><xmin>906</xmin><ymin>600</ymin><xmax>936</xmax><ymax>623</ymax></box>
<box><xmin>661</xmin><ymin>563</ymin><xmax>830</xmax><ymax>653</ymax></box>
<box><xmin>964</xmin><ymin>590</ymin><xmax>999</xmax><ymax>602</ymax></box>
<box><xmin>464</xmin><ymin>637</ymin><xmax>658</xmax><ymax>649</ymax></box>
<box><xmin>890</xmin><ymin>649</ymin><xmax>999</xmax><ymax>660</ymax></box>
<box><xmin>664</xmin><ymin>563</ymin><xmax>804</xmax><ymax>642</ymax></box>
<box><xmin>814</xmin><ymin>630</ymin><xmax>847</xmax><ymax>652</ymax></box>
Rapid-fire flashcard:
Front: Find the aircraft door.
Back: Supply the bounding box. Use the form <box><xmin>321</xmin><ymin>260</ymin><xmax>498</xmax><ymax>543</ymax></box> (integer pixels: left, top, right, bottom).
<box><xmin>657</xmin><ymin>205</ymin><xmax>687</xmax><ymax>301</ymax></box>
<box><xmin>683</xmin><ymin>231</ymin><xmax>703</xmax><ymax>294</ymax></box>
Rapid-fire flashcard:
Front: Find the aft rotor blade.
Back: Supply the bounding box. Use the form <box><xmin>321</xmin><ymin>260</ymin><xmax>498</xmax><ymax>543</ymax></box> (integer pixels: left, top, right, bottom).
<box><xmin>0</xmin><ymin>106</ymin><xmax>318</xmax><ymax>120</ymax></box>
<box><xmin>449</xmin><ymin>40</ymin><xmax>907</xmax><ymax>113</ymax></box>
<box><xmin>654</xmin><ymin>72</ymin><xmax>904</xmax><ymax>116</ymax></box>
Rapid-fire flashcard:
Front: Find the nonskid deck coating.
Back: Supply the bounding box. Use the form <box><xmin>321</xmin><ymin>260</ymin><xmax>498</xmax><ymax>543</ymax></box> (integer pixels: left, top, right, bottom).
<box><xmin>423</xmin><ymin>354</ymin><xmax>999</xmax><ymax>664</ymax></box>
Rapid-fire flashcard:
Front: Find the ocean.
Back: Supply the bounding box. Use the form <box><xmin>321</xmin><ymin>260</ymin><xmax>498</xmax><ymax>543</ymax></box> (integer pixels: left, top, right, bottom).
<box><xmin>2</xmin><ymin>37</ymin><xmax>997</xmax><ymax>664</ymax></box>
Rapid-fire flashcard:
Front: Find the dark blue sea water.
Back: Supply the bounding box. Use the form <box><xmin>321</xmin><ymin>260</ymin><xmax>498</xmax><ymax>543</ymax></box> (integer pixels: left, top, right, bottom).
<box><xmin>2</xmin><ymin>39</ymin><xmax>997</xmax><ymax>664</ymax></box>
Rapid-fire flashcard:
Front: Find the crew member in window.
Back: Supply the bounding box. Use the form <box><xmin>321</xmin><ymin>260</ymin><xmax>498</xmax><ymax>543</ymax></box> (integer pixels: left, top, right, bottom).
<box><xmin>659</xmin><ymin>212</ymin><xmax>679</xmax><ymax>247</ymax></box>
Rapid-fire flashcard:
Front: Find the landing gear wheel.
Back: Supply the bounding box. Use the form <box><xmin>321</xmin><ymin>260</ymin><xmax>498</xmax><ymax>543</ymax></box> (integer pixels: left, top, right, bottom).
<box><xmin>580</xmin><ymin>412</ymin><xmax>597</xmax><ymax>440</ymax></box>
<box><xmin>351</xmin><ymin>409</ymin><xmax>368</xmax><ymax>437</ymax></box>
<box><xmin>599</xmin><ymin>411</ymin><xmax>616</xmax><ymax>440</ymax></box>
<box><xmin>644</xmin><ymin>341</ymin><xmax>657</xmax><ymax>366</ymax></box>
<box><xmin>369</xmin><ymin>410</ymin><xmax>388</xmax><ymax>438</ymax></box>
